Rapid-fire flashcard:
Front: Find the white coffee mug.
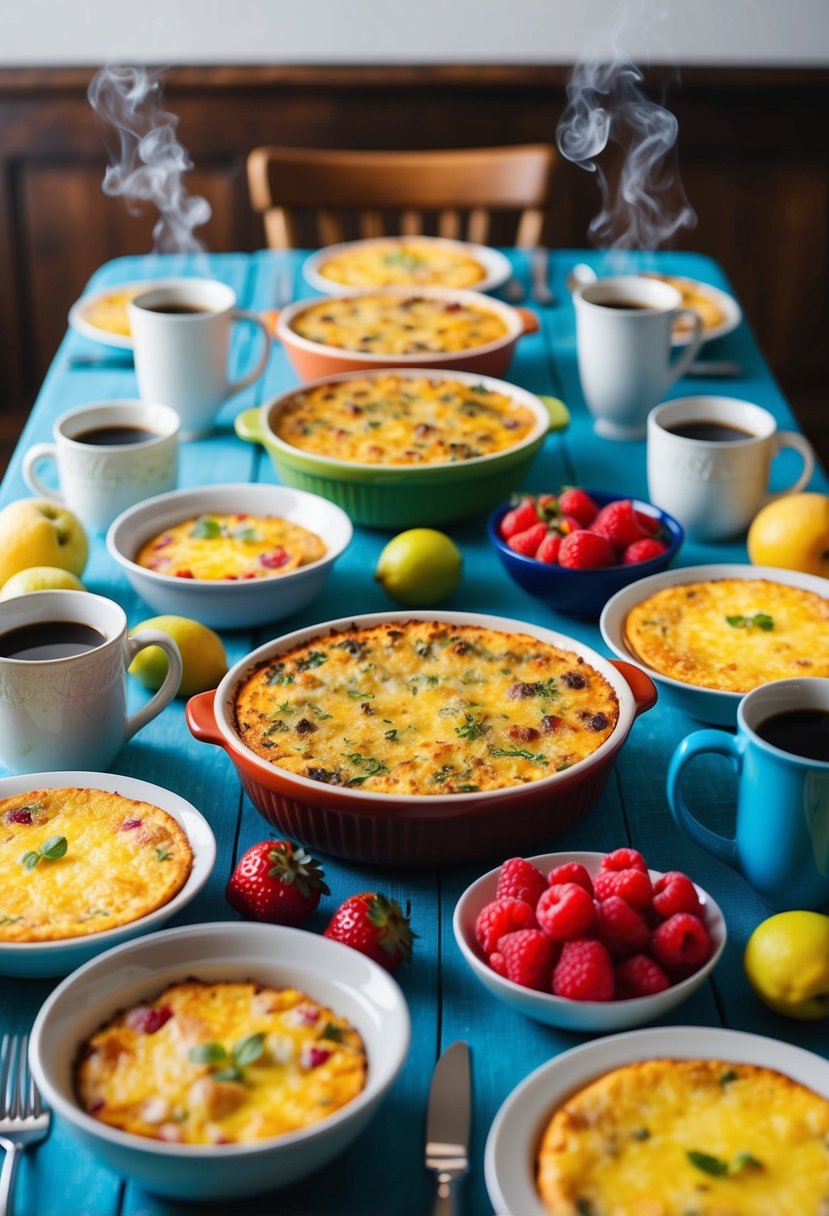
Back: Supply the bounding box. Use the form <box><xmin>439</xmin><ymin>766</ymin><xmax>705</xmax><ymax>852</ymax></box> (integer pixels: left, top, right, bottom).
<box><xmin>22</xmin><ymin>401</ymin><xmax>179</xmax><ymax>534</ymax></box>
<box><xmin>647</xmin><ymin>396</ymin><xmax>815</xmax><ymax>541</ymax></box>
<box><xmin>574</xmin><ymin>275</ymin><xmax>705</xmax><ymax>440</ymax></box>
<box><xmin>0</xmin><ymin>590</ymin><xmax>182</xmax><ymax>775</ymax></box>
<box><xmin>128</xmin><ymin>279</ymin><xmax>271</xmax><ymax>440</ymax></box>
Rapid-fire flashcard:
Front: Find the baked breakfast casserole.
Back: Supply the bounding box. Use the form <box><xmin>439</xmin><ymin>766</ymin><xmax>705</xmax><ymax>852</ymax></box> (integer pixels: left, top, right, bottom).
<box><xmin>233</xmin><ymin>621</ymin><xmax>618</xmax><ymax>795</ymax></box>
<box><xmin>135</xmin><ymin>512</ymin><xmax>326</xmax><ymax>580</ymax></box>
<box><xmin>75</xmin><ymin>980</ymin><xmax>367</xmax><ymax>1145</ymax></box>
<box><xmin>0</xmin><ymin>787</ymin><xmax>192</xmax><ymax>941</ymax></box>
<box><xmin>80</xmin><ymin>286</ymin><xmax>142</xmax><ymax>337</ymax></box>
<box><xmin>645</xmin><ymin>273</ymin><xmax>728</xmax><ymax>333</ymax></box>
<box><xmin>317</xmin><ymin>240</ymin><xmax>487</xmax><ymax>289</ymax></box>
<box><xmin>289</xmin><ymin>294</ymin><xmax>508</xmax><ymax>355</ymax></box>
<box><xmin>537</xmin><ymin>1058</ymin><xmax>829</xmax><ymax>1215</ymax></box>
<box><xmin>625</xmin><ymin>578</ymin><xmax>829</xmax><ymax>693</ymax></box>
<box><xmin>272</xmin><ymin>374</ymin><xmax>537</xmax><ymax>465</ymax></box>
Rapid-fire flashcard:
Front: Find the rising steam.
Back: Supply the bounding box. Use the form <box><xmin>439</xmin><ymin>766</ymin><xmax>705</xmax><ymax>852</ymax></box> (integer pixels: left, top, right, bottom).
<box><xmin>557</xmin><ymin>1</ymin><xmax>696</xmax><ymax>250</ymax></box>
<box><xmin>88</xmin><ymin>65</ymin><xmax>212</xmax><ymax>254</ymax></box>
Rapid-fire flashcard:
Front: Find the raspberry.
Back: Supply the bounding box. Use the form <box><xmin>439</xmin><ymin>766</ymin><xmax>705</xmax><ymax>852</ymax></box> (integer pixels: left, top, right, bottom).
<box><xmin>651</xmin><ymin>912</ymin><xmax>712</xmax><ymax>969</ymax></box>
<box><xmin>601</xmin><ymin>848</ymin><xmax>648</xmax><ymax>874</ymax></box>
<box><xmin>615</xmin><ymin>954</ymin><xmax>671</xmax><ymax>999</ymax></box>
<box><xmin>652</xmin><ymin>871</ymin><xmax>704</xmax><ymax>919</ymax></box>
<box><xmin>474</xmin><ymin>897</ymin><xmax>537</xmax><ymax>954</ymax></box>
<box><xmin>590</xmin><ymin>498</ymin><xmax>649</xmax><ymax>547</ymax></box>
<box><xmin>594</xmin><ymin>896</ymin><xmax>651</xmax><ymax>958</ymax></box>
<box><xmin>623</xmin><ymin>538</ymin><xmax>669</xmax><ymax>565</ymax></box>
<box><xmin>500</xmin><ymin>499</ymin><xmax>540</xmax><ymax>539</ymax></box>
<box><xmin>557</xmin><ymin>487</ymin><xmax>599</xmax><ymax>527</ymax></box>
<box><xmin>489</xmin><ymin>929</ymin><xmax>558</xmax><ymax>991</ymax></box>
<box><xmin>547</xmin><ymin>861</ymin><xmax>594</xmax><ymax>896</ymax></box>
<box><xmin>558</xmin><ymin>530</ymin><xmax>615</xmax><ymax>570</ymax></box>
<box><xmin>635</xmin><ymin>509</ymin><xmax>661</xmax><ymax>535</ymax></box>
<box><xmin>536</xmin><ymin>883</ymin><xmax>595</xmax><ymax>940</ymax></box>
<box><xmin>552</xmin><ymin>939</ymin><xmax>615</xmax><ymax>1002</ymax></box>
<box><xmin>4</xmin><ymin>809</ymin><xmax>33</xmax><ymax>824</ymax></box>
<box><xmin>506</xmin><ymin>522</ymin><xmax>548</xmax><ymax>557</ymax></box>
<box><xmin>496</xmin><ymin>857</ymin><xmax>548</xmax><ymax>908</ymax></box>
<box><xmin>535</xmin><ymin>533</ymin><xmax>562</xmax><ymax>564</ymax></box>
<box><xmin>593</xmin><ymin>867</ymin><xmax>653</xmax><ymax>910</ymax></box>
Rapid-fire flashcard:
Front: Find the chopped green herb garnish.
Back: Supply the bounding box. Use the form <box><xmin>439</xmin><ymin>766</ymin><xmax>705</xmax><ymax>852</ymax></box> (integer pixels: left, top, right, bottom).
<box><xmin>687</xmin><ymin>1151</ymin><xmax>728</xmax><ymax>1177</ymax></box>
<box><xmin>309</xmin><ymin>703</ymin><xmax>333</xmax><ymax>721</ymax></box>
<box><xmin>632</xmin><ymin>1127</ymin><xmax>651</xmax><ymax>1141</ymax></box>
<box><xmin>491</xmin><ymin>746</ymin><xmax>548</xmax><ymax>766</ymax></box>
<box><xmin>719</xmin><ymin>1068</ymin><xmax>738</xmax><ymax>1086</ymax></box>
<box><xmin>725</xmin><ymin>613</ymin><xmax>774</xmax><ymax>632</ymax></box>
<box><xmin>455</xmin><ymin>713</ymin><xmax>489</xmax><ymax>741</ymax></box>
<box><xmin>0</xmin><ymin>915</ymin><xmax>22</xmax><ymax>926</ymax></box>
<box><xmin>347</xmin><ymin>689</ymin><xmax>374</xmax><ymax>700</ymax></box>
<box><xmin>229</xmin><ymin>524</ymin><xmax>260</xmax><ymax>541</ymax></box>
<box><xmin>321</xmin><ymin>1023</ymin><xmax>345</xmax><ymax>1042</ymax></box>
<box><xmin>155</xmin><ymin>848</ymin><xmax>172</xmax><ymax>861</ymax></box>
<box><xmin>20</xmin><ymin>834</ymin><xmax>68</xmax><ymax>870</ymax></box>
<box><xmin>188</xmin><ymin>1032</ymin><xmax>264</xmax><ymax>1084</ymax></box>
<box><xmin>189</xmin><ymin>515</ymin><xmax>222</xmax><ymax>539</ymax></box>
<box><xmin>296</xmin><ymin>650</ymin><xmax>328</xmax><ymax>670</ymax></box>
<box><xmin>267</xmin><ymin>666</ymin><xmax>294</xmax><ymax>686</ymax></box>
<box><xmin>384</xmin><ymin>728</ymin><xmax>400</xmax><ymax>742</ymax></box>
<box><xmin>457</xmin><ymin>783</ymin><xmax>479</xmax><ymax>792</ymax></box>
<box><xmin>576</xmin><ymin>1201</ymin><xmax>596</xmax><ymax>1216</ymax></box>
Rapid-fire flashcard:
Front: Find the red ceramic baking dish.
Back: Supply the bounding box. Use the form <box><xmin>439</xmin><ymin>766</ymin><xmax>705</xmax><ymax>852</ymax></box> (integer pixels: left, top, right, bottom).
<box><xmin>262</xmin><ymin>286</ymin><xmax>540</xmax><ymax>381</ymax></box>
<box><xmin>185</xmin><ymin>610</ymin><xmax>656</xmax><ymax>867</ymax></box>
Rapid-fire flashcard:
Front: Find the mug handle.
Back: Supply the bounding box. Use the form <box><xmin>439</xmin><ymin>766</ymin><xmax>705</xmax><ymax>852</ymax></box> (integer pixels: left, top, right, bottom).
<box><xmin>123</xmin><ymin>629</ymin><xmax>183</xmax><ymax>741</ymax></box>
<box><xmin>22</xmin><ymin>443</ymin><xmax>64</xmax><ymax>504</ymax></box>
<box><xmin>665</xmin><ymin>309</ymin><xmax>705</xmax><ymax>386</ymax></box>
<box><xmin>765</xmin><ymin>430</ymin><xmax>815</xmax><ymax>501</ymax></box>
<box><xmin>226</xmin><ymin>310</ymin><xmax>272</xmax><ymax>396</ymax></box>
<box><xmin>666</xmin><ymin>729</ymin><xmax>744</xmax><ymax>868</ymax></box>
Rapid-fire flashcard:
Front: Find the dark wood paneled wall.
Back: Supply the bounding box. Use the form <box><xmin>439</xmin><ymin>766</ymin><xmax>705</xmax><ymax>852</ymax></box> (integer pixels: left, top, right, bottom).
<box><xmin>1</xmin><ymin>65</ymin><xmax>827</xmax><ymax>462</ymax></box>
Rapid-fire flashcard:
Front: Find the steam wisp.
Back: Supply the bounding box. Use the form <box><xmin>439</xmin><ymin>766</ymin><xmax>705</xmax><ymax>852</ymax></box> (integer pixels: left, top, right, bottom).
<box><xmin>88</xmin><ymin>65</ymin><xmax>212</xmax><ymax>254</ymax></box>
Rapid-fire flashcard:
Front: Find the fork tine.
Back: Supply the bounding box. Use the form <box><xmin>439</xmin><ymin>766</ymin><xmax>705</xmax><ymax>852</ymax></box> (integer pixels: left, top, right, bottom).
<box><xmin>0</xmin><ymin>1034</ymin><xmax>14</xmax><ymax>1119</ymax></box>
<box><xmin>17</xmin><ymin>1036</ymin><xmax>30</xmax><ymax>1118</ymax></box>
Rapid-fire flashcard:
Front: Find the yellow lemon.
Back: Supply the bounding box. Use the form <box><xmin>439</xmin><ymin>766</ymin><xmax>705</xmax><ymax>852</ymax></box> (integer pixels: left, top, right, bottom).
<box><xmin>0</xmin><ymin>498</ymin><xmax>87</xmax><ymax>585</ymax></box>
<box><xmin>744</xmin><ymin>910</ymin><xmax>829</xmax><ymax>1019</ymax></box>
<box><xmin>128</xmin><ymin>615</ymin><xmax>228</xmax><ymax>698</ymax></box>
<box><xmin>0</xmin><ymin>566</ymin><xmax>85</xmax><ymax>600</ymax></box>
<box><xmin>747</xmin><ymin>492</ymin><xmax>829</xmax><ymax>578</ymax></box>
<box><xmin>374</xmin><ymin>528</ymin><xmax>463</xmax><ymax>606</ymax></box>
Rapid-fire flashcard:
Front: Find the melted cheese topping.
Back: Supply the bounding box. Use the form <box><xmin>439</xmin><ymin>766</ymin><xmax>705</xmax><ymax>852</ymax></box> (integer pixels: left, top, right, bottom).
<box><xmin>290</xmin><ymin>294</ymin><xmax>508</xmax><ymax>355</ymax></box>
<box><xmin>76</xmin><ymin>981</ymin><xmax>367</xmax><ymax>1145</ymax></box>
<box><xmin>317</xmin><ymin>240</ymin><xmax>487</xmax><ymax>289</ymax></box>
<box><xmin>0</xmin><ymin>787</ymin><xmax>191</xmax><ymax>942</ymax></box>
<box><xmin>625</xmin><ymin>578</ymin><xmax>829</xmax><ymax>693</ymax></box>
<box><xmin>233</xmin><ymin>621</ymin><xmax>618</xmax><ymax>795</ymax></box>
<box><xmin>80</xmin><ymin>287</ymin><xmax>142</xmax><ymax>337</ymax></box>
<box><xmin>135</xmin><ymin>513</ymin><xmax>326</xmax><ymax>580</ymax></box>
<box><xmin>273</xmin><ymin>374</ymin><xmax>536</xmax><ymax>465</ymax></box>
<box><xmin>645</xmin><ymin>273</ymin><xmax>728</xmax><ymax>333</ymax></box>
<box><xmin>537</xmin><ymin>1059</ymin><xmax>829</xmax><ymax>1215</ymax></box>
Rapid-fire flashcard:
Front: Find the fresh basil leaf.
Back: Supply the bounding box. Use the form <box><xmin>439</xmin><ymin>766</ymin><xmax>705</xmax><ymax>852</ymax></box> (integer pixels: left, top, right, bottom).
<box><xmin>729</xmin><ymin>1151</ymin><xmax>763</xmax><ymax>1174</ymax></box>
<box><xmin>212</xmin><ymin>1065</ymin><xmax>243</xmax><ymax>1083</ymax></box>
<box><xmin>188</xmin><ymin>1042</ymin><xmax>228</xmax><ymax>1065</ymax></box>
<box><xmin>233</xmin><ymin>1033</ymin><xmax>265</xmax><ymax>1067</ymax></box>
<box><xmin>687</xmin><ymin>1150</ymin><xmax>728</xmax><ymax>1177</ymax></box>
<box><xmin>41</xmin><ymin>835</ymin><xmax>68</xmax><ymax>861</ymax></box>
<box><xmin>21</xmin><ymin>851</ymin><xmax>41</xmax><ymax>870</ymax></box>
<box><xmin>189</xmin><ymin>516</ymin><xmax>222</xmax><ymax>539</ymax></box>
<box><xmin>320</xmin><ymin>1023</ymin><xmax>344</xmax><ymax>1042</ymax></box>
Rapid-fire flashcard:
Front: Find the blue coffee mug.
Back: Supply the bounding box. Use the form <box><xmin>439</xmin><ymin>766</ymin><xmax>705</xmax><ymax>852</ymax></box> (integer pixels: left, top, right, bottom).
<box><xmin>667</xmin><ymin>678</ymin><xmax>829</xmax><ymax>911</ymax></box>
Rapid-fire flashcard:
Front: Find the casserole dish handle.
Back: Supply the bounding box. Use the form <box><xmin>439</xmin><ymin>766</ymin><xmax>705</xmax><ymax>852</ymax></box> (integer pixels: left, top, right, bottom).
<box><xmin>185</xmin><ymin>691</ymin><xmax>227</xmax><ymax>749</ymax></box>
<box><xmin>539</xmin><ymin>396</ymin><xmax>570</xmax><ymax>433</ymax></box>
<box><xmin>516</xmin><ymin>307</ymin><xmax>540</xmax><ymax>335</ymax></box>
<box><xmin>259</xmin><ymin>309</ymin><xmax>281</xmax><ymax>339</ymax></box>
<box><xmin>234</xmin><ymin>408</ymin><xmax>264</xmax><ymax>445</ymax></box>
<box><xmin>608</xmin><ymin>660</ymin><xmax>657</xmax><ymax>717</ymax></box>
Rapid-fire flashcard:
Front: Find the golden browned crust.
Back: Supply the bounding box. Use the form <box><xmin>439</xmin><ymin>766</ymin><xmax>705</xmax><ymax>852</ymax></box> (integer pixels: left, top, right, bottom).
<box><xmin>318</xmin><ymin>239</ymin><xmax>487</xmax><ymax>289</ymax></box>
<box><xmin>0</xmin><ymin>787</ymin><xmax>192</xmax><ymax>942</ymax></box>
<box><xmin>290</xmin><ymin>294</ymin><xmax>508</xmax><ymax>354</ymax></box>
<box><xmin>233</xmin><ymin>620</ymin><xmax>619</xmax><ymax>795</ymax></box>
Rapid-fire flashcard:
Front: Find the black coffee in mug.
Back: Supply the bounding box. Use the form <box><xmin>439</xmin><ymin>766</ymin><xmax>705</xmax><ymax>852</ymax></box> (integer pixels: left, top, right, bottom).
<box><xmin>0</xmin><ymin>621</ymin><xmax>106</xmax><ymax>661</ymax></box>
<box><xmin>666</xmin><ymin>419</ymin><xmax>756</xmax><ymax>442</ymax></box>
<box><xmin>596</xmin><ymin>299</ymin><xmax>658</xmax><ymax>311</ymax></box>
<box><xmin>73</xmin><ymin>425</ymin><xmax>157</xmax><ymax>446</ymax></box>
<box><xmin>144</xmin><ymin>303</ymin><xmax>212</xmax><ymax>315</ymax></box>
<box><xmin>756</xmin><ymin>709</ymin><xmax>829</xmax><ymax>763</ymax></box>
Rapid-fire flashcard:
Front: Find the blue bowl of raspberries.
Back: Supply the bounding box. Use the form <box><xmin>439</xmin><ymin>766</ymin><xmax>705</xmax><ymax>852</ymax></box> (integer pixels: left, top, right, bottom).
<box><xmin>487</xmin><ymin>487</ymin><xmax>684</xmax><ymax>618</ymax></box>
<box><xmin>452</xmin><ymin>848</ymin><xmax>726</xmax><ymax>1032</ymax></box>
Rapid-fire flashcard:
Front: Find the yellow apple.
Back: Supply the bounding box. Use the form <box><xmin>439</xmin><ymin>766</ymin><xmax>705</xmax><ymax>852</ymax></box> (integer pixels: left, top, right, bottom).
<box><xmin>747</xmin><ymin>493</ymin><xmax>829</xmax><ymax>578</ymax></box>
<box><xmin>128</xmin><ymin>615</ymin><xmax>228</xmax><ymax>698</ymax></box>
<box><xmin>744</xmin><ymin>910</ymin><xmax>829</xmax><ymax>1019</ymax></box>
<box><xmin>0</xmin><ymin>498</ymin><xmax>88</xmax><ymax>586</ymax></box>
<box><xmin>0</xmin><ymin>566</ymin><xmax>86</xmax><ymax>600</ymax></box>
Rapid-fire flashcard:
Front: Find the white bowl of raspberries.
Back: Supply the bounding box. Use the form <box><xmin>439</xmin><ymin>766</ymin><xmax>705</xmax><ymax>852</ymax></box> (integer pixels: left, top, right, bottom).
<box><xmin>453</xmin><ymin>848</ymin><xmax>726</xmax><ymax>1032</ymax></box>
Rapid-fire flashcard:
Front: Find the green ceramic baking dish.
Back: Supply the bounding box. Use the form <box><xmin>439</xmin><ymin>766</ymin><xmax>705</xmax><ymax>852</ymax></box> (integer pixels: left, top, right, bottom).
<box><xmin>234</xmin><ymin>368</ymin><xmax>569</xmax><ymax>528</ymax></box>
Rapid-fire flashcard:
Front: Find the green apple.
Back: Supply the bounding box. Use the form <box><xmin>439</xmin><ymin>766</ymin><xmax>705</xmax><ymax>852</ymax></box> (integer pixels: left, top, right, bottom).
<box><xmin>0</xmin><ymin>566</ymin><xmax>86</xmax><ymax>600</ymax></box>
<box><xmin>374</xmin><ymin>528</ymin><xmax>463</xmax><ymax>606</ymax></box>
<box><xmin>0</xmin><ymin>498</ymin><xmax>88</xmax><ymax>586</ymax></box>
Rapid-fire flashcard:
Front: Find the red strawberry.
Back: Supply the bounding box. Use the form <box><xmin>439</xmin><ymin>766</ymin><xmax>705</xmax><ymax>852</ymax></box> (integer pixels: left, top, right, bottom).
<box><xmin>558</xmin><ymin>530</ymin><xmax>615</xmax><ymax>570</ymax></box>
<box><xmin>489</xmin><ymin>929</ymin><xmax>559</xmax><ymax>990</ymax></box>
<box><xmin>547</xmin><ymin>861</ymin><xmax>594</xmax><ymax>896</ymax></box>
<box><xmin>324</xmin><ymin>892</ymin><xmax>415</xmax><ymax>972</ymax></box>
<box><xmin>226</xmin><ymin>839</ymin><xmax>329</xmax><ymax>926</ymax></box>
<box><xmin>601</xmin><ymin>847</ymin><xmax>648</xmax><ymax>874</ymax></box>
<box><xmin>652</xmin><ymin>871</ymin><xmax>704</xmax><ymax>919</ymax></box>
<box><xmin>651</xmin><ymin>912</ymin><xmax>711</xmax><ymax>970</ymax></box>
<box><xmin>500</xmin><ymin>499</ymin><xmax>540</xmax><ymax>539</ymax></box>
<box><xmin>496</xmin><ymin>857</ymin><xmax>548</xmax><ymax>907</ymax></box>
<box><xmin>552</xmin><ymin>939</ymin><xmax>615</xmax><ymax>1002</ymax></box>
<box><xmin>536</xmin><ymin>882</ymin><xmax>595</xmax><ymax>940</ymax></box>
<box><xmin>590</xmin><ymin>499</ymin><xmax>649</xmax><ymax>548</ymax></box>
<box><xmin>475</xmin><ymin>897</ymin><xmax>537</xmax><ymax>954</ymax></box>
<box><xmin>507</xmin><ymin>521</ymin><xmax>548</xmax><ymax>557</ymax></box>
<box><xmin>557</xmin><ymin>487</ymin><xmax>599</xmax><ymax>526</ymax></box>
<box><xmin>623</xmin><ymin>538</ymin><xmax>669</xmax><ymax>565</ymax></box>
<box><xmin>535</xmin><ymin>533</ymin><xmax>562</xmax><ymax>564</ymax></box>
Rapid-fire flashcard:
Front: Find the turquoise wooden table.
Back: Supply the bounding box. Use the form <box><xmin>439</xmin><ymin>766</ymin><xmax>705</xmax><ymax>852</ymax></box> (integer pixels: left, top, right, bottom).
<box><xmin>2</xmin><ymin>248</ymin><xmax>827</xmax><ymax>1216</ymax></box>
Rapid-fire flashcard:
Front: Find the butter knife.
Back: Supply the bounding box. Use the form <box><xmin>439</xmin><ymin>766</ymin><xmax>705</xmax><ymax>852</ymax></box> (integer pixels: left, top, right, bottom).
<box><xmin>425</xmin><ymin>1041</ymin><xmax>470</xmax><ymax>1216</ymax></box>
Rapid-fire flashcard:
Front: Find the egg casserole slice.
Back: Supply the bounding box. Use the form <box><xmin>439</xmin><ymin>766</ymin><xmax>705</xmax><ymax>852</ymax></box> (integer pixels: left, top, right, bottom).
<box><xmin>233</xmin><ymin>620</ymin><xmax>618</xmax><ymax>795</ymax></box>
<box><xmin>0</xmin><ymin>787</ymin><xmax>191</xmax><ymax>942</ymax></box>
<box><xmin>645</xmin><ymin>273</ymin><xmax>728</xmax><ymax>333</ymax></box>
<box><xmin>290</xmin><ymin>294</ymin><xmax>508</xmax><ymax>355</ymax></box>
<box><xmin>76</xmin><ymin>981</ymin><xmax>367</xmax><ymax>1145</ymax></box>
<box><xmin>537</xmin><ymin>1058</ymin><xmax>829</xmax><ymax>1215</ymax></box>
<box><xmin>273</xmin><ymin>374</ymin><xmax>536</xmax><ymax>465</ymax></box>
<box><xmin>80</xmin><ymin>286</ymin><xmax>142</xmax><ymax>337</ymax></box>
<box><xmin>135</xmin><ymin>512</ymin><xmax>326</xmax><ymax>580</ymax></box>
<box><xmin>317</xmin><ymin>240</ymin><xmax>487</xmax><ymax>289</ymax></box>
<box><xmin>624</xmin><ymin>578</ymin><xmax>829</xmax><ymax>693</ymax></box>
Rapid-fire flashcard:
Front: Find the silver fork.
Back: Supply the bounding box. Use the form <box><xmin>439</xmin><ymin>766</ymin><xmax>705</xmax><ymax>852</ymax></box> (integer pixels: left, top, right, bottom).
<box><xmin>531</xmin><ymin>246</ymin><xmax>556</xmax><ymax>305</ymax></box>
<box><xmin>0</xmin><ymin>1035</ymin><xmax>51</xmax><ymax>1216</ymax></box>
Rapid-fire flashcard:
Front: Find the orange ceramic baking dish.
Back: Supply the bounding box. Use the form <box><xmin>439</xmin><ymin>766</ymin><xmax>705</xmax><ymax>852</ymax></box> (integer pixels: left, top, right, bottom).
<box><xmin>185</xmin><ymin>610</ymin><xmax>657</xmax><ymax>867</ymax></box>
<box><xmin>262</xmin><ymin>286</ymin><xmax>540</xmax><ymax>381</ymax></box>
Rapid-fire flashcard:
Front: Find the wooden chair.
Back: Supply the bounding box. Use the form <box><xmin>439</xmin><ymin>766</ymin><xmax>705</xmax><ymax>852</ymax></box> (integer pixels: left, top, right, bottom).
<box><xmin>246</xmin><ymin>144</ymin><xmax>557</xmax><ymax>249</ymax></box>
